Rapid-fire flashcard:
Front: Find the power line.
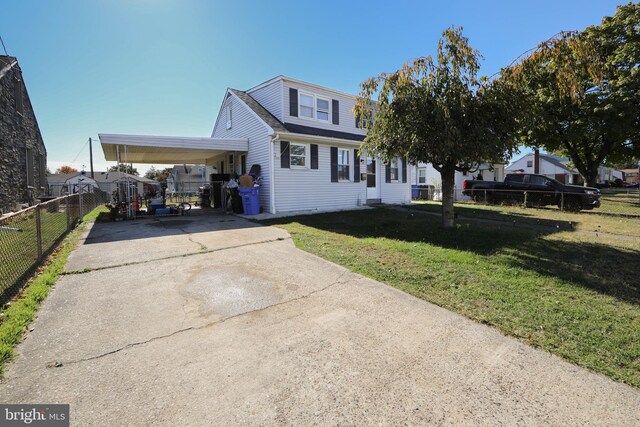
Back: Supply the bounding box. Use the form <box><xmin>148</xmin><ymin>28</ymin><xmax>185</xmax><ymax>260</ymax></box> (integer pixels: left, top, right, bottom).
<box><xmin>0</xmin><ymin>35</ymin><xmax>7</xmax><ymax>55</ymax></box>
<box><xmin>71</xmin><ymin>139</ymin><xmax>89</xmax><ymax>164</ymax></box>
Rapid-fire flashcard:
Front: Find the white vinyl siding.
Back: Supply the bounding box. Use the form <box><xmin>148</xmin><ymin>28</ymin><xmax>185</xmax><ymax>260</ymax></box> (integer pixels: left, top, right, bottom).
<box><xmin>212</xmin><ymin>92</ymin><xmax>272</xmax><ymax>212</ymax></box>
<box><xmin>247</xmin><ymin>79</ymin><xmax>283</xmax><ymax>121</ymax></box>
<box><xmin>283</xmin><ymin>79</ymin><xmax>367</xmax><ymax>136</ymax></box>
<box><xmin>275</xmin><ymin>142</ymin><xmax>365</xmax><ymax>212</ymax></box>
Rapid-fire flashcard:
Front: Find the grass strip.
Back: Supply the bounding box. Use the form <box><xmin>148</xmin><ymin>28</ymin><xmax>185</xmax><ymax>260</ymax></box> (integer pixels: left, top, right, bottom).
<box><xmin>0</xmin><ymin>206</ymin><xmax>107</xmax><ymax>377</ymax></box>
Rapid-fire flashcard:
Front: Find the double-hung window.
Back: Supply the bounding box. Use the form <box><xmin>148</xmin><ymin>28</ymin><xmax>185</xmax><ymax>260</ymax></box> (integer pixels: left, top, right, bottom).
<box><xmin>316</xmin><ymin>98</ymin><xmax>330</xmax><ymax>121</ymax></box>
<box><xmin>390</xmin><ymin>158</ymin><xmax>399</xmax><ymax>181</ymax></box>
<box><xmin>290</xmin><ymin>144</ymin><xmax>307</xmax><ymax>167</ymax></box>
<box><xmin>418</xmin><ymin>168</ymin><xmax>426</xmax><ymax>184</ymax></box>
<box><xmin>299</xmin><ymin>92</ymin><xmax>331</xmax><ymax>121</ymax></box>
<box><xmin>299</xmin><ymin>93</ymin><xmax>314</xmax><ymax>119</ymax></box>
<box><xmin>338</xmin><ymin>149</ymin><xmax>350</xmax><ymax>181</ymax></box>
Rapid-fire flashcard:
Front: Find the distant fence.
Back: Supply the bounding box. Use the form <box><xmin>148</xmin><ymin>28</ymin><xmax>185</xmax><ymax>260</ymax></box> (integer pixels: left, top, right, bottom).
<box><xmin>0</xmin><ymin>191</ymin><xmax>108</xmax><ymax>303</ymax></box>
<box><xmin>412</xmin><ymin>186</ymin><xmax>640</xmax><ymax>216</ymax></box>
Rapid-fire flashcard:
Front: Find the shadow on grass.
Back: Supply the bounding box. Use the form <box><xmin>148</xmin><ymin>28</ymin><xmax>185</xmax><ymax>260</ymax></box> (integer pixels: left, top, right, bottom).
<box><xmin>263</xmin><ymin>208</ymin><xmax>640</xmax><ymax>305</ymax></box>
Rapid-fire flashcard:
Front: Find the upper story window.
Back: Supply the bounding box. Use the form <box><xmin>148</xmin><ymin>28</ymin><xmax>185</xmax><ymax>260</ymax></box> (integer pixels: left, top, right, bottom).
<box><xmin>299</xmin><ymin>93</ymin><xmax>314</xmax><ymax>118</ymax></box>
<box><xmin>316</xmin><ymin>98</ymin><xmax>330</xmax><ymax>121</ymax></box>
<box><xmin>226</xmin><ymin>102</ymin><xmax>232</xmax><ymax>129</ymax></box>
<box><xmin>526</xmin><ymin>160</ymin><xmax>533</xmax><ymax>168</ymax></box>
<box><xmin>338</xmin><ymin>149</ymin><xmax>350</xmax><ymax>181</ymax></box>
<box><xmin>299</xmin><ymin>91</ymin><xmax>331</xmax><ymax>122</ymax></box>
<box><xmin>290</xmin><ymin>143</ymin><xmax>307</xmax><ymax>168</ymax></box>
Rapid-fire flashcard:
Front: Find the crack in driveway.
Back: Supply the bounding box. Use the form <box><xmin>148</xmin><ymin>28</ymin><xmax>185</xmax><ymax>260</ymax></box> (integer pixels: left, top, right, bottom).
<box><xmin>48</xmin><ymin>270</ymin><xmax>350</xmax><ymax>369</ymax></box>
<box><xmin>62</xmin><ymin>237</ymin><xmax>291</xmax><ymax>275</ymax></box>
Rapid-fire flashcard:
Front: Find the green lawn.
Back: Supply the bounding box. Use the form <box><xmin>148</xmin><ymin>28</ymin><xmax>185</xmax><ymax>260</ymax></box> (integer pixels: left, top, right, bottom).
<box><xmin>263</xmin><ymin>208</ymin><xmax>640</xmax><ymax>387</ymax></box>
<box><xmin>411</xmin><ymin>199</ymin><xmax>640</xmax><ymax>237</ymax></box>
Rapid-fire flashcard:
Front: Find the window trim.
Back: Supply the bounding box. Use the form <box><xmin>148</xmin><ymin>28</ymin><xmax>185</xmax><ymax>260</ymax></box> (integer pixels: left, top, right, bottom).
<box><xmin>316</xmin><ymin>96</ymin><xmax>330</xmax><ymax>122</ymax></box>
<box><xmin>289</xmin><ymin>143</ymin><xmax>308</xmax><ymax>169</ymax></box>
<box><xmin>526</xmin><ymin>160</ymin><xmax>533</xmax><ymax>168</ymax></box>
<box><xmin>298</xmin><ymin>91</ymin><xmax>331</xmax><ymax>122</ymax></box>
<box><xmin>389</xmin><ymin>158</ymin><xmax>399</xmax><ymax>182</ymax></box>
<box><xmin>337</xmin><ymin>148</ymin><xmax>350</xmax><ymax>182</ymax></box>
<box><xmin>417</xmin><ymin>168</ymin><xmax>426</xmax><ymax>184</ymax></box>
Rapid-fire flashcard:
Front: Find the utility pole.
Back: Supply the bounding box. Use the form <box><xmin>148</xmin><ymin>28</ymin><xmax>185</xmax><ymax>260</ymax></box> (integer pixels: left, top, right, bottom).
<box><xmin>89</xmin><ymin>137</ymin><xmax>94</xmax><ymax>179</ymax></box>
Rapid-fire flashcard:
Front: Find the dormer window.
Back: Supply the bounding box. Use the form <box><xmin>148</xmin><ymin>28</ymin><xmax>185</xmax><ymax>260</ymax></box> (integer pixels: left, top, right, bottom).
<box><xmin>226</xmin><ymin>102</ymin><xmax>232</xmax><ymax>129</ymax></box>
<box><xmin>299</xmin><ymin>93</ymin><xmax>314</xmax><ymax>118</ymax></box>
<box><xmin>298</xmin><ymin>91</ymin><xmax>331</xmax><ymax>122</ymax></box>
<box><xmin>316</xmin><ymin>98</ymin><xmax>329</xmax><ymax>121</ymax></box>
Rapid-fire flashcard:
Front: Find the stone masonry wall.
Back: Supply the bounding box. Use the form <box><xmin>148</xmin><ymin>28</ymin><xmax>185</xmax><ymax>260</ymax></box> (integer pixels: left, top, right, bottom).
<box><xmin>0</xmin><ymin>57</ymin><xmax>48</xmax><ymax>214</ymax></box>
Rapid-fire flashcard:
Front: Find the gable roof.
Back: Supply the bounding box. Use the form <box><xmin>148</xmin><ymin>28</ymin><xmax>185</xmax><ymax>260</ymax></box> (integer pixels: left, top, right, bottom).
<box><xmin>229</xmin><ymin>88</ymin><xmax>288</xmax><ymax>133</ymax></box>
<box><xmin>507</xmin><ymin>152</ymin><xmax>574</xmax><ymax>173</ymax></box>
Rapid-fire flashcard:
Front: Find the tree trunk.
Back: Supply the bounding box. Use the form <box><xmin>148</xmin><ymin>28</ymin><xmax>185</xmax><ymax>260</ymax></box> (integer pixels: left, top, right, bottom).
<box><xmin>580</xmin><ymin>165</ymin><xmax>599</xmax><ymax>187</ymax></box>
<box><xmin>441</xmin><ymin>165</ymin><xmax>456</xmax><ymax>228</ymax></box>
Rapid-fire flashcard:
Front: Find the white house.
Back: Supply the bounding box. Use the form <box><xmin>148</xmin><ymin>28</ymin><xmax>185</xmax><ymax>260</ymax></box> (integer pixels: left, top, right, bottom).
<box><xmin>99</xmin><ymin>76</ymin><xmax>412</xmax><ymax>214</ymax></box>
<box><xmin>413</xmin><ymin>162</ymin><xmax>505</xmax><ymax>200</ymax></box>
<box><xmin>506</xmin><ymin>152</ymin><xmax>622</xmax><ymax>185</ymax></box>
<box><xmin>47</xmin><ymin>172</ymin><xmax>99</xmax><ymax>196</ymax></box>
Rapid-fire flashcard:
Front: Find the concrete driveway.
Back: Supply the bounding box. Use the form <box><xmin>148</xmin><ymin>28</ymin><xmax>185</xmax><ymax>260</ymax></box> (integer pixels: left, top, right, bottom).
<box><xmin>1</xmin><ymin>212</ymin><xmax>638</xmax><ymax>425</ymax></box>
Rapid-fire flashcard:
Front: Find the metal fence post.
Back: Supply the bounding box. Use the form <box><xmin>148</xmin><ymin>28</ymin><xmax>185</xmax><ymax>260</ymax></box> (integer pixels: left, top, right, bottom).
<box><xmin>35</xmin><ymin>204</ymin><xmax>43</xmax><ymax>259</ymax></box>
<box><xmin>66</xmin><ymin>195</ymin><xmax>71</xmax><ymax>231</ymax></box>
<box><xmin>523</xmin><ymin>191</ymin><xmax>527</xmax><ymax>208</ymax></box>
<box><xmin>560</xmin><ymin>192</ymin><xmax>564</xmax><ymax>211</ymax></box>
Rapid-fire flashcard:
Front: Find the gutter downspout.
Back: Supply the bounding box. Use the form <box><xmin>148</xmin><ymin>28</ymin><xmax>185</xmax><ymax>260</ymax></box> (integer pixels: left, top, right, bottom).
<box><xmin>269</xmin><ymin>133</ymin><xmax>278</xmax><ymax>214</ymax></box>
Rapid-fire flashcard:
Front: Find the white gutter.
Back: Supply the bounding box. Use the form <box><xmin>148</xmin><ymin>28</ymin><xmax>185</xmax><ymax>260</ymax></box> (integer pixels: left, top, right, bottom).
<box><xmin>275</xmin><ymin>132</ymin><xmax>363</xmax><ymax>147</ymax></box>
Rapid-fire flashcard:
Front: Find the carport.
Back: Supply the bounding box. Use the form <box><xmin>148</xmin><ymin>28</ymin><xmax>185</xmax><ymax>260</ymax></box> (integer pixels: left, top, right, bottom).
<box><xmin>99</xmin><ymin>133</ymin><xmax>248</xmax><ymax>216</ymax></box>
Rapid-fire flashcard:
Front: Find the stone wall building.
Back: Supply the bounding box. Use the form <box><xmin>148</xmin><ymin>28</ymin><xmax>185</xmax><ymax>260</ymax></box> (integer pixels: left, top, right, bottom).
<box><xmin>0</xmin><ymin>55</ymin><xmax>47</xmax><ymax>214</ymax></box>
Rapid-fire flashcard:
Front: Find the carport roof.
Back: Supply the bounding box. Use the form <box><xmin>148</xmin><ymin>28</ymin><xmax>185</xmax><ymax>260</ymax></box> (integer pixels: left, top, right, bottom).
<box><xmin>99</xmin><ymin>134</ymin><xmax>248</xmax><ymax>164</ymax></box>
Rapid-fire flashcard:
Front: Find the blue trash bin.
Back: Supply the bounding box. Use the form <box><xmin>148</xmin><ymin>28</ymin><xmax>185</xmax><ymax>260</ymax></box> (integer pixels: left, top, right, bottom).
<box><xmin>239</xmin><ymin>187</ymin><xmax>260</xmax><ymax>215</ymax></box>
<box><xmin>411</xmin><ymin>185</ymin><xmax>419</xmax><ymax>199</ymax></box>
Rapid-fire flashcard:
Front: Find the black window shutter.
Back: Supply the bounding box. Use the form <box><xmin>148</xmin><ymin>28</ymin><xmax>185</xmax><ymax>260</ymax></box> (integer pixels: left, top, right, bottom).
<box><xmin>353</xmin><ymin>149</ymin><xmax>360</xmax><ymax>182</ymax></box>
<box><xmin>289</xmin><ymin>88</ymin><xmax>298</xmax><ymax>117</ymax></box>
<box><xmin>280</xmin><ymin>141</ymin><xmax>290</xmax><ymax>168</ymax></box>
<box><xmin>402</xmin><ymin>157</ymin><xmax>408</xmax><ymax>183</ymax></box>
<box><xmin>332</xmin><ymin>99</ymin><xmax>339</xmax><ymax>125</ymax></box>
<box><xmin>355</xmin><ymin>112</ymin><xmax>361</xmax><ymax>128</ymax></box>
<box><xmin>330</xmin><ymin>147</ymin><xmax>338</xmax><ymax>183</ymax></box>
<box><xmin>310</xmin><ymin>144</ymin><xmax>318</xmax><ymax>169</ymax></box>
<box><xmin>385</xmin><ymin>162</ymin><xmax>391</xmax><ymax>183</ymax></box>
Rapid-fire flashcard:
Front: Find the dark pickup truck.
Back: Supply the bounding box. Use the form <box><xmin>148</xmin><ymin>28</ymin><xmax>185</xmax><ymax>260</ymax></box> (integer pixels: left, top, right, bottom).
<box><xmin>462</xmin><ymin>173</ymin><xmax>601</xmax><ymax>211</ymax></box>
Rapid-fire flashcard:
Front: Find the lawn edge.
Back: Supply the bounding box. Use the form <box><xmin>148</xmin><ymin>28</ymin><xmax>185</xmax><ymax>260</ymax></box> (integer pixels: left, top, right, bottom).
<box><xmin>0</xmin><ymin>206</ymin><xmax>106</xmax><ymax>378</ymax></box>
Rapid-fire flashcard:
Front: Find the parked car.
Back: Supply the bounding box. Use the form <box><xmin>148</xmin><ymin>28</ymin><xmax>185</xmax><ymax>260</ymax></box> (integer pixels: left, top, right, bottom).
<box><xmin>462</xmin><ymin>173</ymin><xmax>601</xmax><ymax>211</ymax></box>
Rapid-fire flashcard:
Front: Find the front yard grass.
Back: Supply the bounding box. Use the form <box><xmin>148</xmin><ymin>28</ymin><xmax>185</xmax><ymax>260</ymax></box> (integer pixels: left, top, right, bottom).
<box><xmin>263</xmin><ymin>208</ymin><xmax>640</xmax><ymax>387</ymax></box>
<box><xmin>412</xmin><ymin>200</ymin><xmax>640</xmax><ymax>237</ymax></box>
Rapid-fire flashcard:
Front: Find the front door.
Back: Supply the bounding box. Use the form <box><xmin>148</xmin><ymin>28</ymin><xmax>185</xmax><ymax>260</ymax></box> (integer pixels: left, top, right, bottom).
<box><xmin>366</xmin><ymin>157</ymin><xmax>380</xmax><ymax>200</ymax></box>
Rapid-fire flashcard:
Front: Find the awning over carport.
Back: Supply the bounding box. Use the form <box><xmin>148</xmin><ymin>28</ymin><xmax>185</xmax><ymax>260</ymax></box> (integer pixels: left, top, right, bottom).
<box><xmin>99</xmin><ymin>134</ymin><xmax>248</xmax><ymax>164</ymax></box>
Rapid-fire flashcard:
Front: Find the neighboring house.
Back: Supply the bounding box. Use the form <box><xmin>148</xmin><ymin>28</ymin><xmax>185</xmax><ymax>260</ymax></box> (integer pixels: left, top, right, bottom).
<box><xmin>507</xmin><ymin>152</ymin><xmax>623</xmax><ymax>185</ymax></box>
<box><xmin>49</xmin><ymin>171</ymin><xmax>160</xmax><ymax>201</ymax></box>
<box><xmin>167</xmin><ymin>164</ymin><xmax>217</xmax><ymax>195</ymax></box>
<box><xmin>507</xmin><ymin>153</ymin><xmax>580</xmax><ymax>184</ymax></box>
<box><xmin>0</xmin><ymin>55</ymin><xmax>47</xmax><ymax>213</ymax></box>
<box><xmin>99</xmin><ymin>76</ymin><xmax>412</xmax><ymax>214</ymax></box>
<box><xmin>47</xmin><ymin>172</ymin><xmax>99</xmax><ymax>197</ymax></box>
<box><xmin>413</xmin><ymin>162</ymin><xmax>505</xmax><ymax>200</ymax></box>
<box><xmin>620</xmin><ymin>168</ymin><xmax>639</xmax><ymax>185</ymax></box>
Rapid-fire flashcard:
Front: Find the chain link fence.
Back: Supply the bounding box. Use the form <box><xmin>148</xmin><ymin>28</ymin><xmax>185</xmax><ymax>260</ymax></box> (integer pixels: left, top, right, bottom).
<box><xmin>412</xmin><ymin>186</ymin><xmax>640</xmax><ymax>216</ymax></box>
<box><xmin>0</xmin><ymin>190</ymin><xmax>108</xmax><ymax>303</ymax></box>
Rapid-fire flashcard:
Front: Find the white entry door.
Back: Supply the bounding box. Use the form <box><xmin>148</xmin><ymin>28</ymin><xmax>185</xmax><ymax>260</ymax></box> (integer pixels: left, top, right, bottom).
<box><xmin>366</xmin><ymin>157</ymin><xmax>380</xmax><ymax>200</ymax></box>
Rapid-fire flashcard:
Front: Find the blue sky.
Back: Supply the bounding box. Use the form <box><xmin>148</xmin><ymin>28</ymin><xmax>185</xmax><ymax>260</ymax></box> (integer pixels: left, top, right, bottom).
<box><xmin>0</xmin><ymin>0</ymin><xmax>627</xmax><ymax>173</ymax></box>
